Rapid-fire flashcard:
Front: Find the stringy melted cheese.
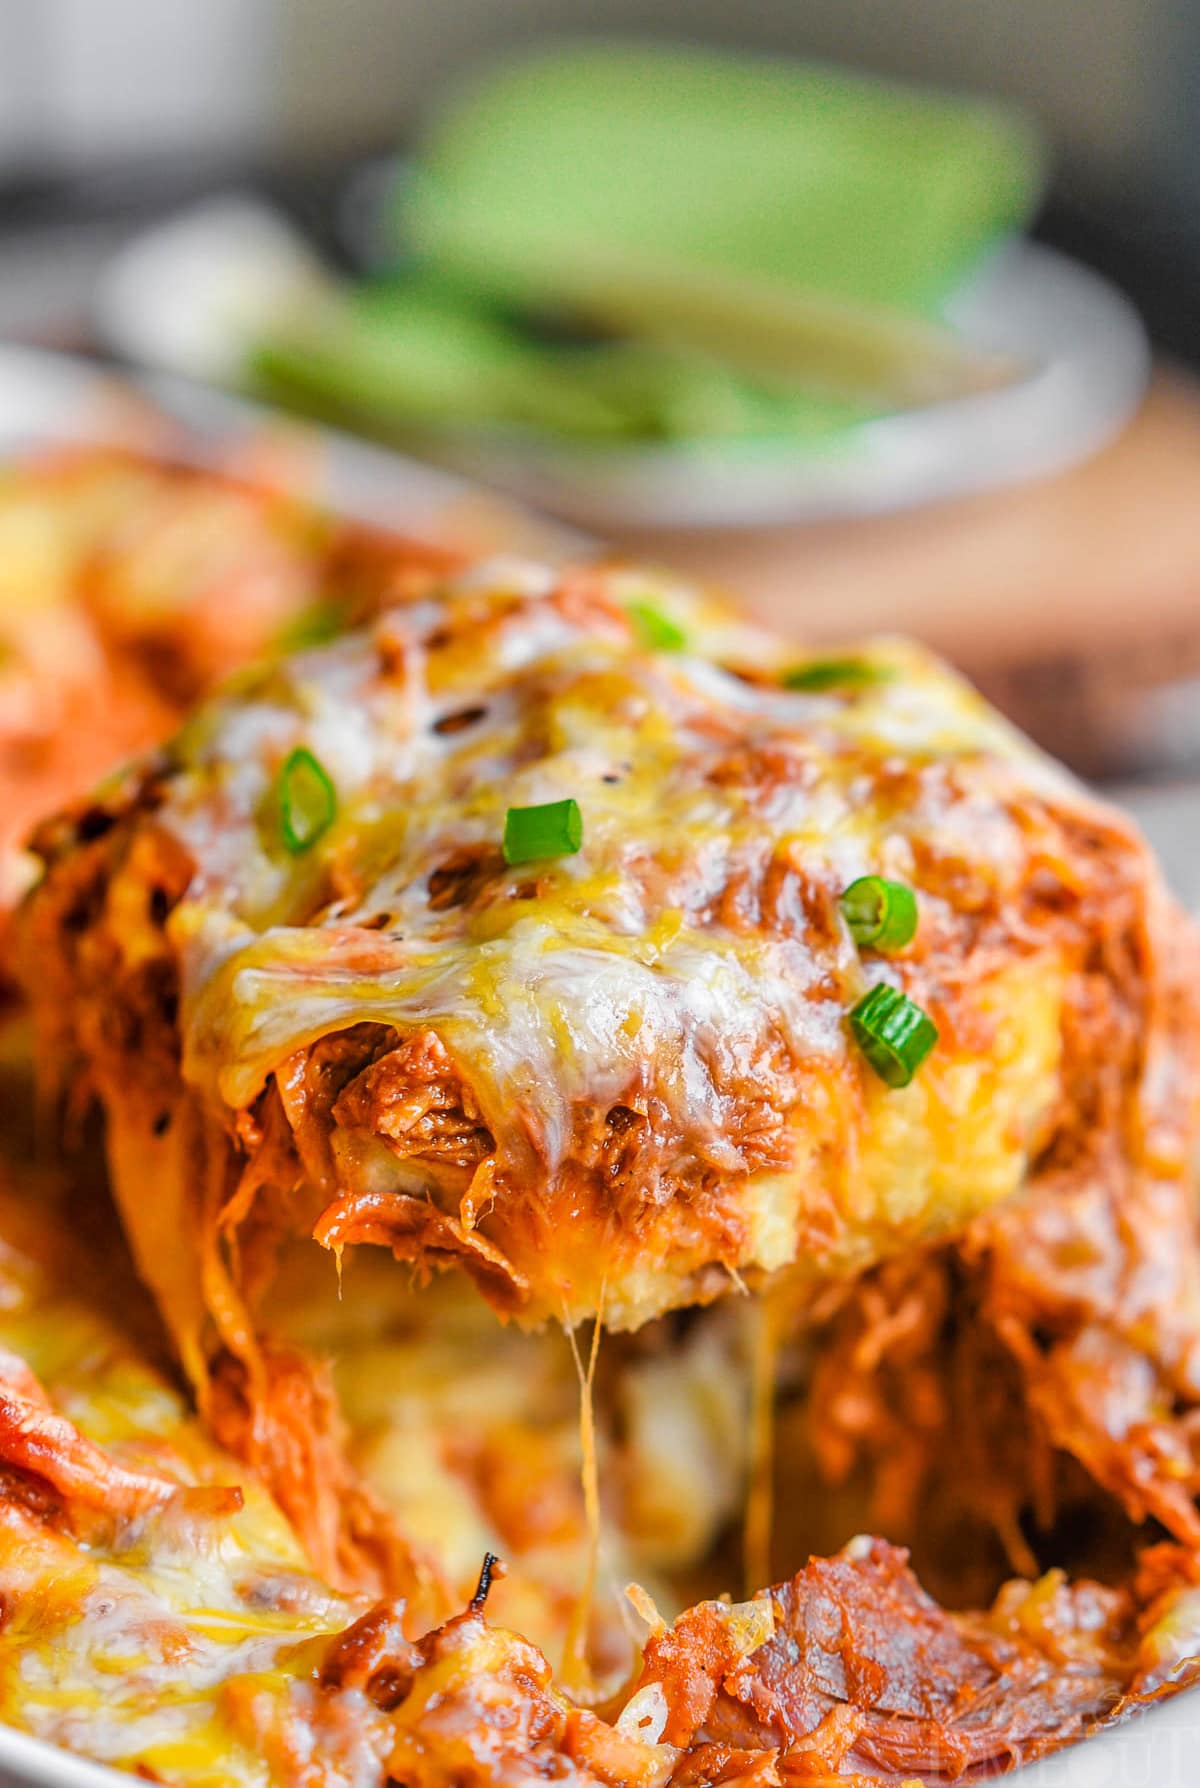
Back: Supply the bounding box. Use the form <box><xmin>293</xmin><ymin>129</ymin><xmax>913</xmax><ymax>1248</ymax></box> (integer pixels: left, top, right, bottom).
<box><xmin>29</xmin><ymin>556</ymin><xmax>1141</xmax><ymax>1330</ymax></box>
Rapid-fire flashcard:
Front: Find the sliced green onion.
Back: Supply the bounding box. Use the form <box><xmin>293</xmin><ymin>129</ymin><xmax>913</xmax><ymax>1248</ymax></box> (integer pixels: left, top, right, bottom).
<box><xmin>849</xmin><ymin>983</ymin><xmax>938</xmax><ymax>1088</ymax></box>
<box><xmin>782</xmin><ymin>657</ymin><xmax>891</xmax><ymax>692</ymax></box>
<box><xmin>627</xmin><ymin>600</ymin><xmax>687</xmax><ymax>653</ymax></box>
<box><xmin>503</xmin><ymin>797</ymin><xmax>583</xmax><ymax>866</ymax></box>
<box><xmin>279</xmin><ymin>746</ymin><xmax>337</xmax><ymax>853</ymax></box>
<box><xmin>840</xmin><ymin>876</ymin><xmax>918</xmax><ymax>952</ymax></box>
<box><xmin>275</xmin><ymin>596</ymin><xmax>344</xmax><ymax>654</ymax></box>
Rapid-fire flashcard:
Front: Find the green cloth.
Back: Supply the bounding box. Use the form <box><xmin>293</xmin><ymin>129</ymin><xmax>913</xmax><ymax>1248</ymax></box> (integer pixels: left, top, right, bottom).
<box><xmin>253</xmin><ymin>44</ymin><xmax>1044</xmax><ymax>447</ymax></box>
<box><xmin>410</xmin><ymin>43</ymin><xmax>1043</xmax><ymax>315</ymax></box>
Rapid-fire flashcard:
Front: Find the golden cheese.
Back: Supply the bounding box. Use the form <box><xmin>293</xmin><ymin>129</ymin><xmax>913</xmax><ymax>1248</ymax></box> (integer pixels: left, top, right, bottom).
<box><xmin>0</xmin><ymin>447</ymin><xmax>456</xmax><ymax>929</ymax></box>
<box><xmin>0</xmin><ymin>1192</ymin><xmax>361</xmax><ymax>1785</ymax></box>
<box><xmin>0</xmin><ymin>1179</ymin><xmax>750</xmax><ymax>1780</ymax></box>
<box><xmin>22</xmin><ymin>555</ymin><xmax>1183</xmax><ymax>1360</ymax></box>
<box><xmin>8</xmin><ymin>482</ymin><xmax>1200</xmax><ymax>1788</ymax></box>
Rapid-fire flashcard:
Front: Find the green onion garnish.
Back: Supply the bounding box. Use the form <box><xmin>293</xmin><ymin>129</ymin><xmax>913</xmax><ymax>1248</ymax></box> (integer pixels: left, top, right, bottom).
<box><xmin>840</xmin><ymin>876</ymin><xmax>918</xmax><ymax>952</ymax></box>
<box><xmin>783</xmin><ymin>658</ymin><xmax>891</xmax><ymax>692</ymax></box>
<box><xmin>279</xmin><ymin>746</ymin><xmax>337</xmax><ymax>853</ymax></box>
<box><xmin>503</xmin><ymin>798</ymin><xmax>583</xmax><ymax>866</ymax></box>
<box><xmin>275</xmin><ymin>596</ymin><xmax>344</xmax><ymax>654</ymax></box>
<box><xmin>627</xmin><ymin>600</ymin><xmax>687</xmax><ymax>653</ymax></box>
<box><xmin>849</xmin><ymin>984</ymin><xmax>938</xmax><ymax>1088</ymax></box>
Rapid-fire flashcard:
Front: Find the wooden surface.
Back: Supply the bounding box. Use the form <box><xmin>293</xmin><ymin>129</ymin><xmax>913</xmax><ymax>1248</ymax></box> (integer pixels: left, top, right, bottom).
<box><xmin>616</xmin><ymin>369</ymin><xmax>1200</xmax><ymax>776</ymax></box>
<box><xmin>617</xmin><ymin>371</ymin><xmax>1200</xmax><ymax>674</ymax></box>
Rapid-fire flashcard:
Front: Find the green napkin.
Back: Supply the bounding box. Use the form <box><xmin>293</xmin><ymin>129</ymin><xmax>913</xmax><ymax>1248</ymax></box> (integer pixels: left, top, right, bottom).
<box><xmin>410</xmin><ymin>44</ymin><xmax>1042</xmax><ymax>310</ymax></box>
<box><xmin>404</xmin><ymin>44</ymin><xmax>1044</xmax><ymax>403</ymax></box>
<box><xmin>253</xmin><ymin>44</ymin><xmax>1044</xmax><ymax>447</ymax></box>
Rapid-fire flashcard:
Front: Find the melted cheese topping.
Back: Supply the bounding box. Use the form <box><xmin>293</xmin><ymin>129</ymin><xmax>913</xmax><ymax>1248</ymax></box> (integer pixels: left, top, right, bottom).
<box><xmin>173</xmin><ymin>572</ymin><xmax>1063</xmax><ymax>1121</ymax></box>
<box><xmin>0</xmin><ymin>447</ymin><xmax>455</xmax><ymax>926</ymax></box>
<box><xmin>0</xmin><ymin>1199</ymin><xmax>362</xmax><ymax>1783</ymax></box>
<box><xmin>0</xmin><ymin>1185</ymin><xmax>749</xmax><ymax>1780</ymax></box>
<box><xmin>28</xmin><ymin>554</ymin><xmax>1160</xmax><ymax>1333</ymax></box>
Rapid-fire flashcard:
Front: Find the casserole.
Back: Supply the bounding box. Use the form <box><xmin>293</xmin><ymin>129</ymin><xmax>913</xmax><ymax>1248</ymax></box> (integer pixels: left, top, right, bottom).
<box><xmin>1</xmin><ymin>389</ymin><xmax>1199</xmax><ymax>1781</ymax></box>
<box><xmin>10</xmin><ymin>549</ymin><xmax>1200</xmax><ymax>1783</ymax></box>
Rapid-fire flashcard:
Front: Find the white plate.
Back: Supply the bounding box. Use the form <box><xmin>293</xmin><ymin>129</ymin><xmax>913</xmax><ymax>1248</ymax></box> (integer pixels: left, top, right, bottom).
<box><xmin>439</xmin><ymin>242</ymin><xmax>1151</xmax><ymax>529</ymax></box>
<box><xmin>0</xmin><ymin>1725</ymin><xmax>132</xmax><ymax>1788</ymax></box>
<box><xmin>1</xmin><ymin>1681</ymin><xmax>1198</xmax><ymax>1786</ymax></box>
<box><xmin>96</xmin><ymin>198</ymin><xmax>1150</xmax><ymax>529</ymax></box>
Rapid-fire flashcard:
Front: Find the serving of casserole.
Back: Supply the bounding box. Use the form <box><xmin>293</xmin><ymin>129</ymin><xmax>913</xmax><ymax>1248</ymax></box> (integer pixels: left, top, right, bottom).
<box><xmin>1</xmin><ymin>447</ymin><xmax>1200</xmax><ymax>1786</ymax></box>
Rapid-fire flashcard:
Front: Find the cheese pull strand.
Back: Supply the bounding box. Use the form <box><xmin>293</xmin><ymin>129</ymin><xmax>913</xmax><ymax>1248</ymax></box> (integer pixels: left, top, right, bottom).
<box><xmin>561</xmin><ymin>1303</ymin><xmax>605</xmax><ymax>1696</ymax></box>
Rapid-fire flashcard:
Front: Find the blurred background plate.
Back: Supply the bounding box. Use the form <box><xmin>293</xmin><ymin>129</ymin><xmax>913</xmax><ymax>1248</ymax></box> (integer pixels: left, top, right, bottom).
<box><xmin>93</xmin><ymin>188</ymin><xmax>1150</xmax><ymax>530</ymax></box>
<box><xmin>413</xmin><ymin>240</ymin><xmax>1149</xmax><ymax>528</ymax></box>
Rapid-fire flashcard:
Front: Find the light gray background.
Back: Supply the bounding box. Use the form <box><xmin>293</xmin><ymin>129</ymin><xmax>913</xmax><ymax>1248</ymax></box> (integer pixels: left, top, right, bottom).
<box><xmin>0</xmin><ymin>0</ymin><xmax>1187</xmax><ymax>215</ymax></box>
